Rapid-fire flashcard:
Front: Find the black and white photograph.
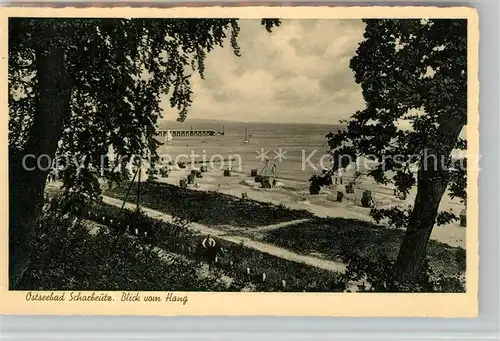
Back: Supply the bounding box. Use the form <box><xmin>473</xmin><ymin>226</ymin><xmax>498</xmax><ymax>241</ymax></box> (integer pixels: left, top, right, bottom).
<box><xmin>3</xmin><ymin>6</ymin><xmax>478</xmax><ymax>315</ymax></box>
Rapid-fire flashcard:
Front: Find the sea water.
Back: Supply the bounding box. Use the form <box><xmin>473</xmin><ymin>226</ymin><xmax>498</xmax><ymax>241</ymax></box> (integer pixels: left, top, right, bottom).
<box><xmin>157</xmin><ymin>119</ymin><xmax>341</xmax><ymax>182</ymax></box>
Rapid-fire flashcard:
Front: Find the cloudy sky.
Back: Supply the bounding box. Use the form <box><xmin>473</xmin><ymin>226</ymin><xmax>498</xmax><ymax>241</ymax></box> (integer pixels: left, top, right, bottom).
<box><xmin>160</xmin><ymin>19</ymin><xmax>367</xmax><ymax>125</ymax></box>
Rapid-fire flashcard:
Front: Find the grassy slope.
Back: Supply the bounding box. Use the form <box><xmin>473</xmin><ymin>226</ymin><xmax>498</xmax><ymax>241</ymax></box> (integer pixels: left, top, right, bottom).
<box><xmin>16</xmin><ymin>213</ymin><xmax>228</xmax><ymax>291</ymax></box>
<box><xmin>84</xmin><ymin>201</ymin><xmax>345</xmax><ymax>292</ymax></box>
<box><xmin>104</xmin><ymin>181</ymin><xmax>465</xmax><ymax>277</ymax></box>
<box><xmin>263</xmin><ymin>218</ymin><xmax>466</xmax><ymax>277</ymax></box>
<box><xmin>104</xmin><ymin>181</ymin><xmax>314</xmax><ymax>228</ymax></box>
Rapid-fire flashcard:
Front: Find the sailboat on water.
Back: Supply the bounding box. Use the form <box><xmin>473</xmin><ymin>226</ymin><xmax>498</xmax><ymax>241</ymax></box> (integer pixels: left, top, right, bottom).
<box><xmin>243</xmin><ymin>127</ymin><xmax>250</xmax><ymax>144</ymax></box>
<box><xmin>164</xmin><ymin>130</ymin><xmax>173</xmax><ymax>143</ymax></box>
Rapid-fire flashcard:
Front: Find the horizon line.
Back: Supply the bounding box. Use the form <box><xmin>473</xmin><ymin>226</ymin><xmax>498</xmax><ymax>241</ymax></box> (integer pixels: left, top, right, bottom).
<box><xmin>159</xmin><ymin>117</ymin><xmax>345</xmax><ymax>126</ymax></box>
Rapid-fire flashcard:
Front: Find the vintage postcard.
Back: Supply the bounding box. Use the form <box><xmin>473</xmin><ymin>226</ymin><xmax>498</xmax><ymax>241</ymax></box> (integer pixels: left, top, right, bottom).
<box><xmin>0</xmin><ymin>6</ymin><xmax>479</xmax><ymax>317</ymax></box>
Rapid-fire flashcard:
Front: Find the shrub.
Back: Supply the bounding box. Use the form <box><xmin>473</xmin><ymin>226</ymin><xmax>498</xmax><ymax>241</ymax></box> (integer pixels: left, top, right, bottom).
<box><xmin>341</xmin><ymin>251</ymin><xmax>465</xmax><ymax>293</ymax></box>
<box><xmin>15</xmin><ymin>212</ymin><xmax>230</xmax><ymax>291</ymax></box>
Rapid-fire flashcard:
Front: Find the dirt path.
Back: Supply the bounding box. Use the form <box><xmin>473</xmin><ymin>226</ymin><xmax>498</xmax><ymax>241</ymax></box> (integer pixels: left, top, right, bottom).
<box><xmin>252</xmin><ymin>218</ymin><xmax>311</xmax><ymax>232</ymax></box>
<box><xmin>101</xmin><ymin>195</ymin><xmax>347</xmax><ymax>273</ymax></box>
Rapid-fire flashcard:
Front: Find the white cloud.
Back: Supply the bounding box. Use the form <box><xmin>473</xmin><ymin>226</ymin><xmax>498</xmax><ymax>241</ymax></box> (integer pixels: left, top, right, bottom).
<box><xmin>161</xmin><ymin>19</ymin><xmax>367</xmax><ymax>124</ymax></box>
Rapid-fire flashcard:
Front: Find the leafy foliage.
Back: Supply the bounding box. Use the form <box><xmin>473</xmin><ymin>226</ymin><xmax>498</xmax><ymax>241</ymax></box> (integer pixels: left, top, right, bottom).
<box><xmin>323</xmin><ymin>20</ymin><xmax>467</xmax><ymax>277</ymax></box>
<box><xmin>9</xmin><ymin>18</ymin><xmax>281</xmax><ymax>199</ymax></box>
<box><xmin>342</xmin><ymin>251</ymin><xmax>465</xmax><ymax>293</ymax></box>
<box><xmin>8</xmin><ymin>18</ymin><xmax>280</xmax><ymax>284</ymax></box>
<box><xmin>326</xmin><ymin>19</ymin><xmax>467</xmax><ymax>211</ymax></box>
<box><xmin>370</xmin><ymin>206</ymin><xmax>413</xmax><ymax>229</ymax></box>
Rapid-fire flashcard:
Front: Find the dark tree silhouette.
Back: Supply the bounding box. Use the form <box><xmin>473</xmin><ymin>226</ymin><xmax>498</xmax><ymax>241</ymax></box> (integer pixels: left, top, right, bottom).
<box><xmin>327</xmin><ymin>19</ymin><xmax>467</xmax><ymax>280</ymax></box>
<box><xmin>8</xmin><ymin>18</ymin><xmax>280</xmax><ymax>286</ymax></box>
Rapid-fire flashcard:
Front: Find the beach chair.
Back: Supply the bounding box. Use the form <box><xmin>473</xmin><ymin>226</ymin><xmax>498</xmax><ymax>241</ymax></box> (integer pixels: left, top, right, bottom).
<box><xmin>261</xmin><ymin>177</ymin><xmax>272</xmax><ymax>188</ymax></box>
<box><xmin>179</xmin><ymin>179</ymin><xmax>188</xmax><ymax>188</ymax></box>
<box><xmin>345</xmin><ymin>183</ymin><xmax>354</xmax><ymax>193</ymax></box>
<box><xmin>361</xmin><ymin>190</ymin><xmax>372</xmax><ymax>207</ymax></box>
<box><xmin>336</xmin><ymin>191</ymin><xmax>344</xmax><ymax>202</ymax></box>
<box><xmin>460</xmin><ymin>209</ymin><xmax>466</xmax><ymax>227</ymax></box>
<box><xmin>309</xmin><ymin>184</ymin><xmax>320</xmax><ymax>195</ymax></box>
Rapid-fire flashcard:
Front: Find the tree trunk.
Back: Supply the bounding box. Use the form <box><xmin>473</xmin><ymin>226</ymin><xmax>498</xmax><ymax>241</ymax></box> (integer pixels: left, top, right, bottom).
<box><xmin>393</xmin><ymin>117</ymin><xmax>465</xmax><ymax>281</ymax></box>
<box><xmin>393</xmin><ymin>172</ymin><xmax>448</xmax><ymax>280</ymax></box>
<box><xmin>9</xmin><ymin>25</ymin><xmax>72</xmax><ymax>288</ymax></box>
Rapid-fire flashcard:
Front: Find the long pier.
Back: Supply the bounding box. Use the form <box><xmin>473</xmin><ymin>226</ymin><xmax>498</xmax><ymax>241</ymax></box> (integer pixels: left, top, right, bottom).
<box><xmin>158</xmin><ymin>128</ymin><xmax>224</xmax><ymax>137</ymax></box>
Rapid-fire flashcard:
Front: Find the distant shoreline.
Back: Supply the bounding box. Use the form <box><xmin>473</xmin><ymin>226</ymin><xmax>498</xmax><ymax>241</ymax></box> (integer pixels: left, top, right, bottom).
<box><xmin>159</xmin><ymin>118</ymin><xmax>345</xmax><ymax>128</ymax></box>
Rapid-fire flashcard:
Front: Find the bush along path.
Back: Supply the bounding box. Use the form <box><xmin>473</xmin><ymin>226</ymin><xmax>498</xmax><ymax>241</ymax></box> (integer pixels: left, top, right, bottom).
<box><xmin>101</xmin><ymin>195</ymin><xmax>347</xmax><ymax>274</ymax></box>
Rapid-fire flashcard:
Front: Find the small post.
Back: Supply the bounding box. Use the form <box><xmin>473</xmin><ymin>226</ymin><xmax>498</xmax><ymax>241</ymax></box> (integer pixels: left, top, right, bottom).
<box><xmin>136</xmin><ymin>166</ymin><xmax>142</xmax><ymax>211</ymax></box>
<box><xmin>246</xmin><ymin>267</ymin><xmax>250</xmax><ymax>275</ymax></box>
<box><xmin>262</xmin><ymin>273</ymin><xmax>266</xmax><ymax>282</ymax></box>
<box><xmin>282</xmin><ymin>280</ymin><xmax>286</xmax><ymax>289</ymax></box>
<box><xmin>135</xmin><ymin>228</ymin><xmax>138</xmax><ymax>235</ymax></box>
